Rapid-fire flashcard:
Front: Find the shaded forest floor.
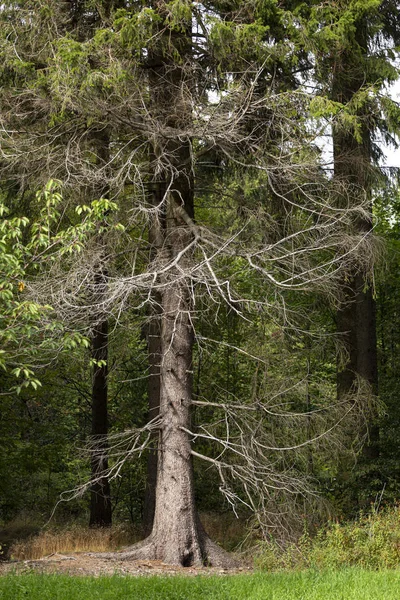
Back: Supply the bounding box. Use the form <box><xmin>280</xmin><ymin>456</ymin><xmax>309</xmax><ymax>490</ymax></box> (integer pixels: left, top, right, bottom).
<box><xmin>0</xmin><ymin>553</ymin><xmax>250</xmax><ymax>577</ymax></box>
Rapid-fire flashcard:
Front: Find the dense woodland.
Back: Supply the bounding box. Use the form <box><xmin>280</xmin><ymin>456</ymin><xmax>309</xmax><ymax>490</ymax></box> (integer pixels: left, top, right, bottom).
<box><xmin>1</xmin><ymin>0</ymin><xmax>400</xmax><ymax>567</ymax></box>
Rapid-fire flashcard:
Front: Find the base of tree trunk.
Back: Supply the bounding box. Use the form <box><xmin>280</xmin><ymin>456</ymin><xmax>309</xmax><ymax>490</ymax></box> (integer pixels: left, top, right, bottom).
<box><xmin>87</xmin><ymin>531</ymin><xmax>238</xmax><ymax>568</ymax></box>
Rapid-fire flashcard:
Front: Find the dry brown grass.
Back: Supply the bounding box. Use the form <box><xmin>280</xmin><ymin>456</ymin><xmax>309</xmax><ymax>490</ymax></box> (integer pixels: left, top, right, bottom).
<box><xmin>9</xmin><ymin>524</ymin><xmax>140</xmax><ymax>560</ymax></box>
<box><xmin>7</xmin><ymin>513</ymin><xmax>246</xmax><ymax>560</ymax></box>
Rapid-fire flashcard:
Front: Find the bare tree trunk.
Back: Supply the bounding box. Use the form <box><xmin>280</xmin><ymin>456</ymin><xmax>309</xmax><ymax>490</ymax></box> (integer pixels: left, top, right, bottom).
<box><xmin>142</xmin><ymin>171</ymin><xmax>166</xmax><ymax>535</ymax></box>
<box><xmin>90</xmin><ymin>318</ymin><xmax>112</xmax><ymax>527</ymax></box>
<box><xmin>142</xmin><ymin>303</ymin><xmax>161</xmax><ymax>536</ymax></box>
<box><xmin>336</xmin><ymin>282</ymin><xmax>358</xmax><ymax>399</ymax></box>
<box><xmin>150</xmin><ymin>277</ymin><xmax>234</xmax><ymax>565</ymax></box>
<box><xmin>355</xmin><ymin>272</ymin><xmax>378</xmax><ymax>393</ymax></box>
<box><xmin>152</xmin><ymin>281</ymin><xmax>200</xmax><ymax>564</ymax></box>
<box><xmin>110</xmin><ymin>78</ymin><xmax>233</xmax><ymax>572</ymax></box>
<box><xmin>144</xmin><ymin>64</ymin><xmax>211</xmax><ymax>557</ymax></box>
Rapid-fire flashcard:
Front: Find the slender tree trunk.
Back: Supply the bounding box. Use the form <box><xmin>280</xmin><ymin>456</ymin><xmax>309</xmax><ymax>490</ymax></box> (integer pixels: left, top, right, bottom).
<box><xmin>336</xmin><ymin>281</ymin><xmax>358</xmax><ymax>399</ymax></box>
<box><xmin>89</xmin><ymin>129</ymin><xmax>112</xmax><ymax>527</ymax></box>
<box><xmin>355</xmin><ymin>271</ymin><xmax>379</xmax><ymax>459</ymax></box>
<box><xmin>332</xmin><ymin>27</ymin><xmax>379</xmax><ymax>459</ymax></box>
<box><xmin>355</xmin><ymin>272</ymin><xmax>378</xmax><ymax>392</ymax></box>
<box><xmin>142</xmin><ymin>2</ymin><xmax>185</xmax><ymax>535</ymax></box>
<box><xmin>142</xmin><ymin>300</ymin><xmax>161</xmax><ymax>536</ymax></box>
<box><xmin>90</xmin><ymin>318</ymin><xmax>112</xmax><ymax>527</ymax></box>
<box><xmin>105</xmin><ymin>4</ymin><xmax>234</xmax><ymax>563</ymax></box>
<box><xmin>335</xmin><ymin>154</ymin><xmax>379</xmax><ymax>459</ymax></box>
<box><xmin>142</xmin><ymin>168</ymin><xmax>166</xmax><ymax>535</ymax></box>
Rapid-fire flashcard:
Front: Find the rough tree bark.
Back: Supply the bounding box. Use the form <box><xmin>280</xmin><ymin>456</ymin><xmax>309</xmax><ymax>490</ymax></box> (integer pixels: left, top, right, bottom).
<box><xmin>142</xmin><ymin>310</ymin><xmax>161</xmax><ymax>536</ymax></box>
<box><xmin>142</xmin><ymin>176</ymin><xmax>164</xmax><ymax>537</ymax></box>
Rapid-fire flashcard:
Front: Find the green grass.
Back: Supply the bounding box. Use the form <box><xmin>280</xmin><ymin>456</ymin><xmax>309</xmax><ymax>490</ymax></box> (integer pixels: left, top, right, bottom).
<box><xmin>1</xmin><ymin>570</ymin><xmax>400</xmax><ymax>599</ymax></box>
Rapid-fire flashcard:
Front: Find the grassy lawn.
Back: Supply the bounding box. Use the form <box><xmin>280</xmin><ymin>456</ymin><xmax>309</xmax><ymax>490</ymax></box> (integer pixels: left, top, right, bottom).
<box><xmin>1</xmin><ymin>570</ymin><xmax>400</xmax><ymax>599</ymax></box>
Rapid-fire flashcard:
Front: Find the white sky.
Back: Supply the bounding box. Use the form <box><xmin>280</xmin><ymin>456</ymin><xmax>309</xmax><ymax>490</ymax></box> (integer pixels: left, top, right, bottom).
<box><xmin>379</xmin><ymin>80</ymin><xmax>400</xmax><ymax>169</ymax></box>
<box><xmin>318</xmin><ymin>81</ymin><xmax>400</xmax><ymax>170</ymax></box>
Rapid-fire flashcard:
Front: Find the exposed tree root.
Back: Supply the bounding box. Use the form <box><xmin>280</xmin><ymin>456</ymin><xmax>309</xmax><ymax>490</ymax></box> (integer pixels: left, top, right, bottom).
<box><xmin>200</xmin><ymin>535</ymin><xmax>238</xmax><ymax>568</ymax></box>
<box><xmin>85</xmin><ymin>532</ymin><xmax>239</xmax><ymax>568</ymax></box>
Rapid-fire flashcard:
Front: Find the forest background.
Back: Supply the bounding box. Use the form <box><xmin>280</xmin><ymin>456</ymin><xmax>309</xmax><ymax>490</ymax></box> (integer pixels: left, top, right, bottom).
<box><xmin>2</xmin><ymin>0</ymin><xmax>400</xmax><ymax>567</ymax></box>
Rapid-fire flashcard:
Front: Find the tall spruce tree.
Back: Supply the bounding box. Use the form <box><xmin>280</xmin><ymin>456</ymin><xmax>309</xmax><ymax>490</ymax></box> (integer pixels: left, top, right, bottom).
<box><xmin>0</xmin><ymin>0</ymin><xmax>379</xmax><ymax>564</ymax></box>
<box><xmin>304</xmin><ymin>0</ymin><xmax>400</xmax><ymax>467</ymax></box>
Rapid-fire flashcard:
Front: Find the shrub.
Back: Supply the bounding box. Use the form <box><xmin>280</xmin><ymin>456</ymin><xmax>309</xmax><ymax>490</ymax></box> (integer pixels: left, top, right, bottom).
<box><xmin>254</xmin><ymin>505</ymin><xmax>400</xmax><ymax>571</ymax></box>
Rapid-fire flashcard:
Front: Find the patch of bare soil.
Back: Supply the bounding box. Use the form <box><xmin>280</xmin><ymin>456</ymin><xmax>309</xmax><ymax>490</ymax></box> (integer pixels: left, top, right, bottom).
<box><xmin>0</xmin><ymin>553</ymin><xmax>252</xmax><ymax>577</ymax></box>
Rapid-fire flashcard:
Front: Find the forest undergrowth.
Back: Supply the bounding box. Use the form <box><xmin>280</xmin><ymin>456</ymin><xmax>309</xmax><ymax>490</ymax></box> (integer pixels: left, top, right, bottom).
<box><xmin>3</xmin><ymin>506</ymin><xmax>400</xmax><ymax>572</ymax></box>
<box><xmin>254</xmin><ymin>505</ymin><xmax>400</xmax><ymax>571</ymax></box>
<box><xmin>2</xmin><ymin>512</ymin><xmax>245</xmax><ymax>561</ymax></box>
